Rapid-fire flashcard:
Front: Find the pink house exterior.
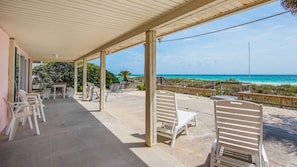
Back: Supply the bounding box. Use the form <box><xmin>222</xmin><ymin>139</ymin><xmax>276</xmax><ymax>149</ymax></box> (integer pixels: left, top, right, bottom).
<box><xmin>0</xmin><ymin>27</ymin><xmax>32</xmax><ymax>133</ymax></box>
<box><xmin>0</xmin><ymin>28</ymin><xmax>10</xmax><ymax>133</ymax></box>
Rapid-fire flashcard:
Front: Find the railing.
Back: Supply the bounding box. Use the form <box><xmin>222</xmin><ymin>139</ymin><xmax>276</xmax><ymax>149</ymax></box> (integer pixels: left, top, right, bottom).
<box><xmin>237</xmin><ymin>92</ymin><xmax>297</xmax><ymax>108</ymax></box>
<box><xmin>157</xmin><ymin>85</ymin><xmax>216</xmax><ymax>97</ymax></box>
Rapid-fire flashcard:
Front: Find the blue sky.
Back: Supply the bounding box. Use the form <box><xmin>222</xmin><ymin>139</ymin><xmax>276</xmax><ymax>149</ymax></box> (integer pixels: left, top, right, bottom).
<box><xmin>91</xmin><ymin>1</ymin><xmax>297</xmax><ymax>75</ymax></box>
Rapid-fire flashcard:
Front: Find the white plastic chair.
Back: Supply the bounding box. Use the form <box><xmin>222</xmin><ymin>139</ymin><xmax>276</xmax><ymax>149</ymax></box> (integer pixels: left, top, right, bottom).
<box><xmin>211</xmin><ymin>100</ymin><xmax>269</xmax><ymax>167</ymax></box>
<box><xmin>18</xmin><ymin>89</ymin><xmax>46</xmax><ymax>122</ymax></box>
<box><xmin>156</xmin><ymin>90</ymin><xmax>197</xmax><ymax>147</ymax></box>
<box><xmin>3</xmin><ymin>98</ymin><xmax>40</xmax><ymax>141</ymax></box>
<box><xmin>66</xmin><ymin>87</ymin><xmax>74</xmax><ymax>98</ymax></box>
<box><xmin>41</xmin><ymin>88</ymin><xmax>51</xmax><ymax>100</ymax></box>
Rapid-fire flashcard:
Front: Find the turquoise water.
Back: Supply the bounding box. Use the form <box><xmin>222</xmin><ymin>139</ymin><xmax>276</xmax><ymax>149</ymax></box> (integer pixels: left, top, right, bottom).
<box><xmin>130</xmin><ymin>74</ymin><xmax>297</xmax><ymax>85</ymax></box>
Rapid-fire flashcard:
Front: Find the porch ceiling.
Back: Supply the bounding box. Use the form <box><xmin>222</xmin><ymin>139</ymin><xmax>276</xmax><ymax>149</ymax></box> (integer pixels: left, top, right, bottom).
<box><xmin>0</xmin><ymin>0</ymin><xmax>274</xmax><ymax>62</ymax></box>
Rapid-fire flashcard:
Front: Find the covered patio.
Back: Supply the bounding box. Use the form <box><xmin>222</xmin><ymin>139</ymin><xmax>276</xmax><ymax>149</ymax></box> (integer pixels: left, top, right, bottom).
<box><xmin>0</xmin><ymin>0</ymin><xmax>277</xmax><ymax>147</ymax></box>
<box><xmin>1</xmin><ymin>90</ymin><xmax>296</xmax><ymax>166</ymax></box>
<box><xmin>1</xmin><ymin>1</ymin><xmax>295</xmax><ymax>166</ymax></box>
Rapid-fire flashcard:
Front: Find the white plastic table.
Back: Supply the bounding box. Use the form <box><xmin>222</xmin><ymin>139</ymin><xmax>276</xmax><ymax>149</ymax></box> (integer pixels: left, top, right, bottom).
<box><xmin>53</xmin><ymin>83</ymin><xmax>66</xmax><ymax>99</ymax></box>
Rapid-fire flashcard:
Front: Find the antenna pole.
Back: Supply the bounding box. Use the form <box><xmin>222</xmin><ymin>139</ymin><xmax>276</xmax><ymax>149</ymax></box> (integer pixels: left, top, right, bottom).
<box><xmin>248</xmin><ymin>42</ymin><xmax>251</xmax><ymax>92</ymax></box>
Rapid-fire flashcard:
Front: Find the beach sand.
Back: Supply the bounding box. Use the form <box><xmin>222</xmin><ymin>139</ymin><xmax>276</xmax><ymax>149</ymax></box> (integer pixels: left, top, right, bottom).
<box><xmin>88</xmin><ymin>90</ymin><xmax>297</xmax><ymax>166</ymax></box>
<box><xmin>263</xmin><ymin>105</ymin><xmax>297</xmax><ymax>135</ymax></box>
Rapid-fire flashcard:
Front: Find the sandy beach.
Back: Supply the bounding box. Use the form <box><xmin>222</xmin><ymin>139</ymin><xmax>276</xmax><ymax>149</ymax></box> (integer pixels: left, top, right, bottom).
<box><xmin>92</xmin><ymin>89</ymin><xmax>297</xmax><ymax>167</ymax></box>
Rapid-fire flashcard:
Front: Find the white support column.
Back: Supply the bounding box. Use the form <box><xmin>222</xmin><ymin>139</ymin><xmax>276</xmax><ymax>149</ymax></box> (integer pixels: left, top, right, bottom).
<box><xmin>145</xmin><ymin>30</ymin><xmax>157</xmax><ymax>147</ymax></box>
<box><xmin>82</xmin><ymin>58</ymin><xmax>88</xmax><ymax>101</ymax></box>
<box><xmin>74</xmin><ymin>61</ymin><xmax>78</xmax><ymax>94</ymax></box>
<box><xmin>99</xmin><ymin>51</ymin><xmax>106</xmax><ymax>111</ymax></box>
<box><xmin>8</xmin><ymin>38</ymin><xmax>16</xmax><ymax>102</ymax></box>
<box><xmin>28</xmin><ymin>59</ymin><xmax>33</xmax><ymax>92</ymax></box>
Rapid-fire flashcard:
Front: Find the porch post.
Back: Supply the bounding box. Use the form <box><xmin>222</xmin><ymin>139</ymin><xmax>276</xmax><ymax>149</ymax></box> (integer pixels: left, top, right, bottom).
<box><xmin>8</xmin><ymin>38</ymin><xmax>16</xmax><ymax>102</ymax></box>
<box><xmin>28</xmin><ymin>59</ymin><xmax>33</xmax><ymax>92</ymax></box>
<box><xmin>99</xmin><ymin>51</ymin><xmax>106</xmax><ymax>111</ymax></box>
<box><xmin>145</xmin><ymin>30</ymin><xmax>157</xmax><ymax>146</ymax></box>
<box><xmin>82</xmin><ymin>58</ymin><xmax>88</xmax><ymax>101</ymax></box>
<box><xmin>74</xmin><ymin>61</ymin><xmax>78</xmax><ymax>94</ymax></box>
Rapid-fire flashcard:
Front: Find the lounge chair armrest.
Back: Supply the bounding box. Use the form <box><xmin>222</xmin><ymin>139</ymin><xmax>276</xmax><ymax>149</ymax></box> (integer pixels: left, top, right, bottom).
<box><xmin>261</xmin><ymin>145</ymin><xmax>269</xmax><ymax>167</ymax></box>
<box><xmin>10</xmin><ymin>101</ymin><xmax>29</xmax><ymax>105</ymax></box>
<box><xmin>28</xmin><ymin>93</ymin><xmax>41</xmax><ymax>99</ymax></box>
<box><xmin>25</xmin><ymin>95</ymin><xmax>43</xmax><ymax>103</ymax></box>
<box><xmin>211</xmin><ymin>139</ymin><xmax>217</xmax><ymax>150</ymax></box>
<box><xmin>11</xmin><ymin>102</ymin><xmax>35</xmax><ymax>113</ymax></box>
<box><xmin>25</xmin><ymin>95</ymin><xmax>38</xmax><ymax>100</ymax></box>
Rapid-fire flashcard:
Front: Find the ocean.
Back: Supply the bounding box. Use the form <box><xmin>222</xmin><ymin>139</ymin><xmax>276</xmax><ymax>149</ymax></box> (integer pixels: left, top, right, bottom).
<box><xmin>130</xmin><ymin>74</ymin><xmax>297</xmax><ymax>85</ymax></box>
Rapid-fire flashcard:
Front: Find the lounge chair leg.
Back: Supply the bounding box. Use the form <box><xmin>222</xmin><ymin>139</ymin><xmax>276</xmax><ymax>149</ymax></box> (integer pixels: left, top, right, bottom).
<box><xmin>171</xmin><ymin>129</ymin><xmax>178</xmax><ymax>147</ymax></box>
<box><xmin>33</xmin><ymin>107</ymin><xmax>40</xmax><ymax>135</ymax></box>
<box><xmin>9</xmin><ymin>118</ymin><xmax>19</xmax><ymax>141</ymax></box>
<box><xmin>21</xmin><ymin>117</ymin><xmax>26</xmax><ymax>126</ymax></box>
<box><xmin>5</xmin><ymin>122</ymin><xmax>12</xmax><ymax>136</ymax></box>
<box><xmin>28</xmin><ymin>116</ymin><xmax>33</xmax><ymax>129</ymax></box>
<box><xmin>185</xmin><ymin>124</ymin><xmax>188</xmax><ymax>135</ymax></box>
<box><xmin>40</xmin><ymin>106</ymin><xmax>46</xmax><ymax>122</ymax></box>
<box><xmin>194</xmin><ymin>115</ymin><xmax>197</xmax><ymax>126</ymax></box>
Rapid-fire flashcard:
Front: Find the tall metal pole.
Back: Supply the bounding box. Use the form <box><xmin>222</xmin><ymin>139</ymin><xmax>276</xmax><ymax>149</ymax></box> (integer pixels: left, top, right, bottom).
<box><xmin>248</xmin><ymin>42</ymin><xmax>251</xmax><ymax>92</ymax></box>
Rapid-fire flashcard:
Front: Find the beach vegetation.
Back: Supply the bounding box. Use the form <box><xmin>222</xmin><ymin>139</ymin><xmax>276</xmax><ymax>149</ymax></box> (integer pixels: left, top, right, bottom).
<box><xmin>251</xmin><ymin>84</ymin><xmax>297</xmax><ymax>96</ymax></box>
<box><xmin>77</xmin><ymin>63</ymin><xmax>118</xmax><ymax>90</ymax></box>
<box><xmin>129</xmin><ymin>76</ymin><xmax>297</xmax><ymax>97</ymax></box>
<box><xmin>33</xmin><ymin>62</ymin><xmax>118</xmax><ymax>91</ymax></box>
<box><xmin>33</xmin><ymin>62</ymin><xmax>74</xmax><ymax>89</ymax></box>
<box><xmin>227</xmin><ymin>78</ymin><xmax>238</xmax><ymax>82</ymax></box>
<box><xmin>137</xmin><ymin>84</ymin><xmax>145</xmax><ymax>90</ymax></box>
<box><xmin>159</xmin><ymin>78</ymin><xmax>297</xmax><ymax>97</ymax></box>
<box><xmin>119</xmin><ymin>70</ymin><xmax>132</xmax><ymax>81</ymax></box>
<box><xmin>281</xmin><ymin>0</ymin><xmax>297</xmax><ymax>16</ymax></box>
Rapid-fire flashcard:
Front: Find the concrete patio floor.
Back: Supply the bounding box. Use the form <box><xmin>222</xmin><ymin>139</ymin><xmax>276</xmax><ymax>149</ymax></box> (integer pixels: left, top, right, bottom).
<box><xmin>1</xmin><ymin>90</ymin><xmax>296</xmax><ymax>167</ymax></box>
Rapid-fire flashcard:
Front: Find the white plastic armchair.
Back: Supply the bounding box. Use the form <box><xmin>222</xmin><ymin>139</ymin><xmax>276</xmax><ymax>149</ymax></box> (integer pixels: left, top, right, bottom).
<box><xmin>3</xmin><ymin>98</ymin><xmax>40</xmax><ymax>141</ymax></box>
<box><xmin>66</xmin><ymin>87</ymin><xmax>74</xmax><ymax>98</ymax></box>
<box><xmin>41</xmin><ymin>88</ymin><xmax>51</xmax><ymax>100</ymax></box>
<box><xmin>18</xmin><ymin>89</ymin><xmax>46</xmax><ymax>122</ymax></box>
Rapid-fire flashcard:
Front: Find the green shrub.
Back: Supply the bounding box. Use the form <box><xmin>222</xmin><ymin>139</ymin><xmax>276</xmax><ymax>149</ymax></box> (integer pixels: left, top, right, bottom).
<box><xmin>137</xmin><ymin>84</ymin><xmax>145</xmax><ymax>90</ymax></box>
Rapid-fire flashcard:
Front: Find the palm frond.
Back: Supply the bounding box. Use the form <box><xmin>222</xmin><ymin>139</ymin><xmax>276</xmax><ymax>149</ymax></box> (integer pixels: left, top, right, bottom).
<box><xmin>281</xmin><ymin>0</ymin><xmax>297</xmax><ymax>15</ymax></box>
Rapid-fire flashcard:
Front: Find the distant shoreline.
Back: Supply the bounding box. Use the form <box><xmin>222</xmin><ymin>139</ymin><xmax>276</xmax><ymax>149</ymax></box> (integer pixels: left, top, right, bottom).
<box><xmin>130</xmin><ymin>74</ymin><xmax>297</xmax><ymax>86</ymax></box>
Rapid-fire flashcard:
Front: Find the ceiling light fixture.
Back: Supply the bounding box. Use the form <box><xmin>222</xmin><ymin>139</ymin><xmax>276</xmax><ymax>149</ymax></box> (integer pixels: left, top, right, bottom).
<box><xmin>54</xmin><ymin>53</ymin><xmax>58</xmax><ymax>59</ymax></box>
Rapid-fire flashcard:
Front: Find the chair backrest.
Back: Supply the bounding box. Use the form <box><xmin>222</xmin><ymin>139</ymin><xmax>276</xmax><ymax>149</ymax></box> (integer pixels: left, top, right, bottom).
<box><xmin>3</xmin><ymin>98</ymin><xmax>17</xmax><ymax>117</ymax></box>
<box><xmin>18</xmin><ymin>89</ymin><xmax>28</xmax><ymax>101</ymax></box>
<box><xmin>18</xmin><ymin>89</ymin><xmax>40</xmax><ymax>105</ymax></box>
<box><xmin>156</xmin><ymin>90</ymin><xmax>178</xmax><ymax>126</ymax></box>
<box><xmin>214</xmin><ymin>100</ymin><xmax>263</xmax><ymax>156</ymax></box>
<box><xmin>2</xmin><ymin>98</ymin><xmax>32</xmax><ymax>118</ymax></box>
<box><xmin>67</xmin><ymin>87</ymin><xmax>74</xmax><ymax>93</ymax></box>
<box><xmin>66</xmin><ymin>87</ymin><xmax>74</xmax><ymax>97</ymax></box>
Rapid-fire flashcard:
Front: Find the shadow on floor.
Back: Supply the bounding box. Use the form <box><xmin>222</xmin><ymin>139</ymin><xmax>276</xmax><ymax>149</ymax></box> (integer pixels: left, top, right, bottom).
<box><xmin>0</xmin><ymin>98</ymin><xmax>148</xmax><ymax>167</ymax></box>
<box><xmin>264</xmin><ymin>123</ymin><xmax>297</xmax><ymax>154</ymax></box>
<box><xmin>197</xmin><ymin>153</ymin><xmax>211</xmax><ymax>167</ymax></box>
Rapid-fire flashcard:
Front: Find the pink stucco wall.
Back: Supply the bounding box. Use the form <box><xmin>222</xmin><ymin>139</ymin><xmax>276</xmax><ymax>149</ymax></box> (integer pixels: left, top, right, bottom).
<box><xmin>0</xmin><ymin>28</ymin><xmax>9</xmax><ymax>133</ymax></box>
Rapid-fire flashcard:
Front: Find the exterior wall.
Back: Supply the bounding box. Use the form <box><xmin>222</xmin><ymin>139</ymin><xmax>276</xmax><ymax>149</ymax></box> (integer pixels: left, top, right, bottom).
<box><xmin>0</xmin><ymin>28</ymin><xmax>10</xmax><ymax>133</ymax></box>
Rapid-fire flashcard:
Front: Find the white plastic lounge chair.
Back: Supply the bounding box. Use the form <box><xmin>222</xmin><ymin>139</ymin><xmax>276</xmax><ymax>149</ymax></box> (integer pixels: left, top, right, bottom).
<box><xmin>3</xmin><ymin>98</ymin><xmax>39</xmax><ymax>141</ymax></box>
<box><xmin>156</xmin><ymin>90</ymin><xmax>197</xmax><ymax>147</ymax></box>
<box><xmin>18</xmin><ymin>89</ymin><xmax>46</xmax><ymax>123</ymax></box>
<box><xmin>110</xmin><ymin>83</ymin><xmax>121</xmax><ymax>92</ymax></box>
<box><xmin>211</xmin><ymin>100</ymin><xmax>269</xmax><ymax>167</ymax></box>
<box><xmin>93</xmin><ymin>86</ymin><xmax>109</xmax><ymax>102</ymax></box>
